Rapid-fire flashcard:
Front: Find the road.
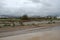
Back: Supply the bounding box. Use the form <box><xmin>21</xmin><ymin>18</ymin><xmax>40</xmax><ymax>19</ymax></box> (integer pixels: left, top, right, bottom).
<box><xmin>0</xmin><ymin>26</ymin><xmax>53</xmax><ymax>38</ymax></box>
<box><xmin>0</xmin><ymin>26</ymin><xmax>60</xmax><ymax>40</ymax></box>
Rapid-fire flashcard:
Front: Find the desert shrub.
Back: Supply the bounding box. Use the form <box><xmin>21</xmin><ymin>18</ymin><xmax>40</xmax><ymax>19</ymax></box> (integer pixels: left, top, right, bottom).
<box><xmin>20</xmin><ymin>22</ymin><xmax>23</xmax><ymax>26</ymax></box>
<box><xmin>27</xmin><ymin>24</ymin><xmax>31</xmax><ymax>26</ymax></box>
<box><xmin>48</xmin><ymin>22</ymin><xmax>52</xmax><ymax>24</ymax></box>
<box><xmin>4</xmin><ymin>24</ymin><xmax>11</xmax><ymax>27</ymax></box>
<box><xmin>0</xmin><ymin>26</ymin><xmax>2</xmax><ymax>28</ymax></box>
<box><xmin>53</xmin><ymin>22</ymin><xmax>55</xmax><ymax>23</ymax></box>
<box><xmin>32</xmin><ymin>23</ymin><xmax>36</xmax><ymax>26</ymax></box>
<box><xmin>37</xmin><ymin>23</ymin><xmax>40</xmax><ymax>25</ymax></box>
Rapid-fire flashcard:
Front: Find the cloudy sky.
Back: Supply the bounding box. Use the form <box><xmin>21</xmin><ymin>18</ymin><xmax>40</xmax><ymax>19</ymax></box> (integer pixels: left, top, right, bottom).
<box><xmin>0</xmin><ymin>0</ymin><xmax>60</xmax><ymax>16</ymax></box>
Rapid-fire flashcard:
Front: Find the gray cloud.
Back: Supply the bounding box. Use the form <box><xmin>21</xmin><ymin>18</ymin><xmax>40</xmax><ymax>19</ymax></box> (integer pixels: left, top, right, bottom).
<box><xmin>30</xmin><ymin>0</ymin><xmax>40</xmax><ymax>3</ymax></box>
<box><xmin>0</xmin><ymin>0</ymin><xmax>5</xmax><ymax>15</ymax></box>
<box><xmin>0</xmin><ymin>0</ymin><xmax>60</xmax><ymax>16</ymax></box>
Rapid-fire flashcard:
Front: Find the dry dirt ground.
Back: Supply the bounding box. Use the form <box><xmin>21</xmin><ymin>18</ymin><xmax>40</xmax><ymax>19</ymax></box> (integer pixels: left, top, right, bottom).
<box><xmin>0</xmin><ymin>26</ymin><xmax>60</xmax><ymax>40</ymax></box>
<box><xmin>0</xmin><ymin>23</ymin><xmax>60</xmax><ymax>32</ymax></box>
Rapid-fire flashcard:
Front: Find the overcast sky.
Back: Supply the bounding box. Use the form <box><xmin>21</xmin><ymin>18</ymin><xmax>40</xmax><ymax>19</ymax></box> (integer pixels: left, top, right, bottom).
<box><xmin>0</xmin><ymin>0</ymin><xmax>60</xmax><ymax>16</ymax></box>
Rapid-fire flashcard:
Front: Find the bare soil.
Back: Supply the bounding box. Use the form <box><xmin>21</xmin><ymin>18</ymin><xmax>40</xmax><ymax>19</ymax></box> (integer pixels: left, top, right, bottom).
<box><xmin>0</xmin><ymin>23</ymin><xmax>60</xmax><ymax>32</ymax></box>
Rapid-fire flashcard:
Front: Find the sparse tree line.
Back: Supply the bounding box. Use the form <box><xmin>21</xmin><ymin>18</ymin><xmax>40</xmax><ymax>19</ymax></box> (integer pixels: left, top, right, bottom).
<box><xmin>0</xmin><ymin>14</ymin><xmax>59</xmax><ymax>28</ymax></box>
<box><xmin>20</xmin><ymin>14</ymin><xmax>58</xmax><ymax>21</ymax></box>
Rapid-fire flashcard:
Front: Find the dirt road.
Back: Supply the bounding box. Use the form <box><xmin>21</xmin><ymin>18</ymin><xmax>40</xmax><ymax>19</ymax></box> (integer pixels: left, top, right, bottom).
<box><xmin>0</xmin><ymin>26</ymin><xmax>60</xmax><ymax>40</ymax></box>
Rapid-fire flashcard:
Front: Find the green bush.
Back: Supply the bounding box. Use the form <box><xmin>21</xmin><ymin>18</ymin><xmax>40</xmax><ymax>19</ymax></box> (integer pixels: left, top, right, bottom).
<box><xmin>48</xmin><ymin>22</ymin><xmax>52</xmax><ymax>24</ymax></box>
<box><xmin>32</xmin><ymin>23</ymin><xmax>36</xmax><ymax>26</ymax></box>
<box><xmin>4</xmin><ymin>24</ymin><xmax>11</xmax><ymax>26</ymax></box>
<box><xmin>53</xmin><ymin>22</ymin><xmax>55</xmax><ymax>23</ymax></box>
<box><xmin>0</xmin><ymin>26</ymin><xmax>2</xmax><ymax>28</ymax></box>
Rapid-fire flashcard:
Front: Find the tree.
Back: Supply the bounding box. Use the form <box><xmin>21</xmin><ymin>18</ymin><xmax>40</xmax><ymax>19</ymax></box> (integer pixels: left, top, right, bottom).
<box><xmin>21</xmin><ymin>14</ymin><xmax>29</xmax><ymax>20</ymax></box>
<box><xmin>53</xmin><ymin>16</ymin><xmax>57</xmax><ymax>20</ymax></box>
